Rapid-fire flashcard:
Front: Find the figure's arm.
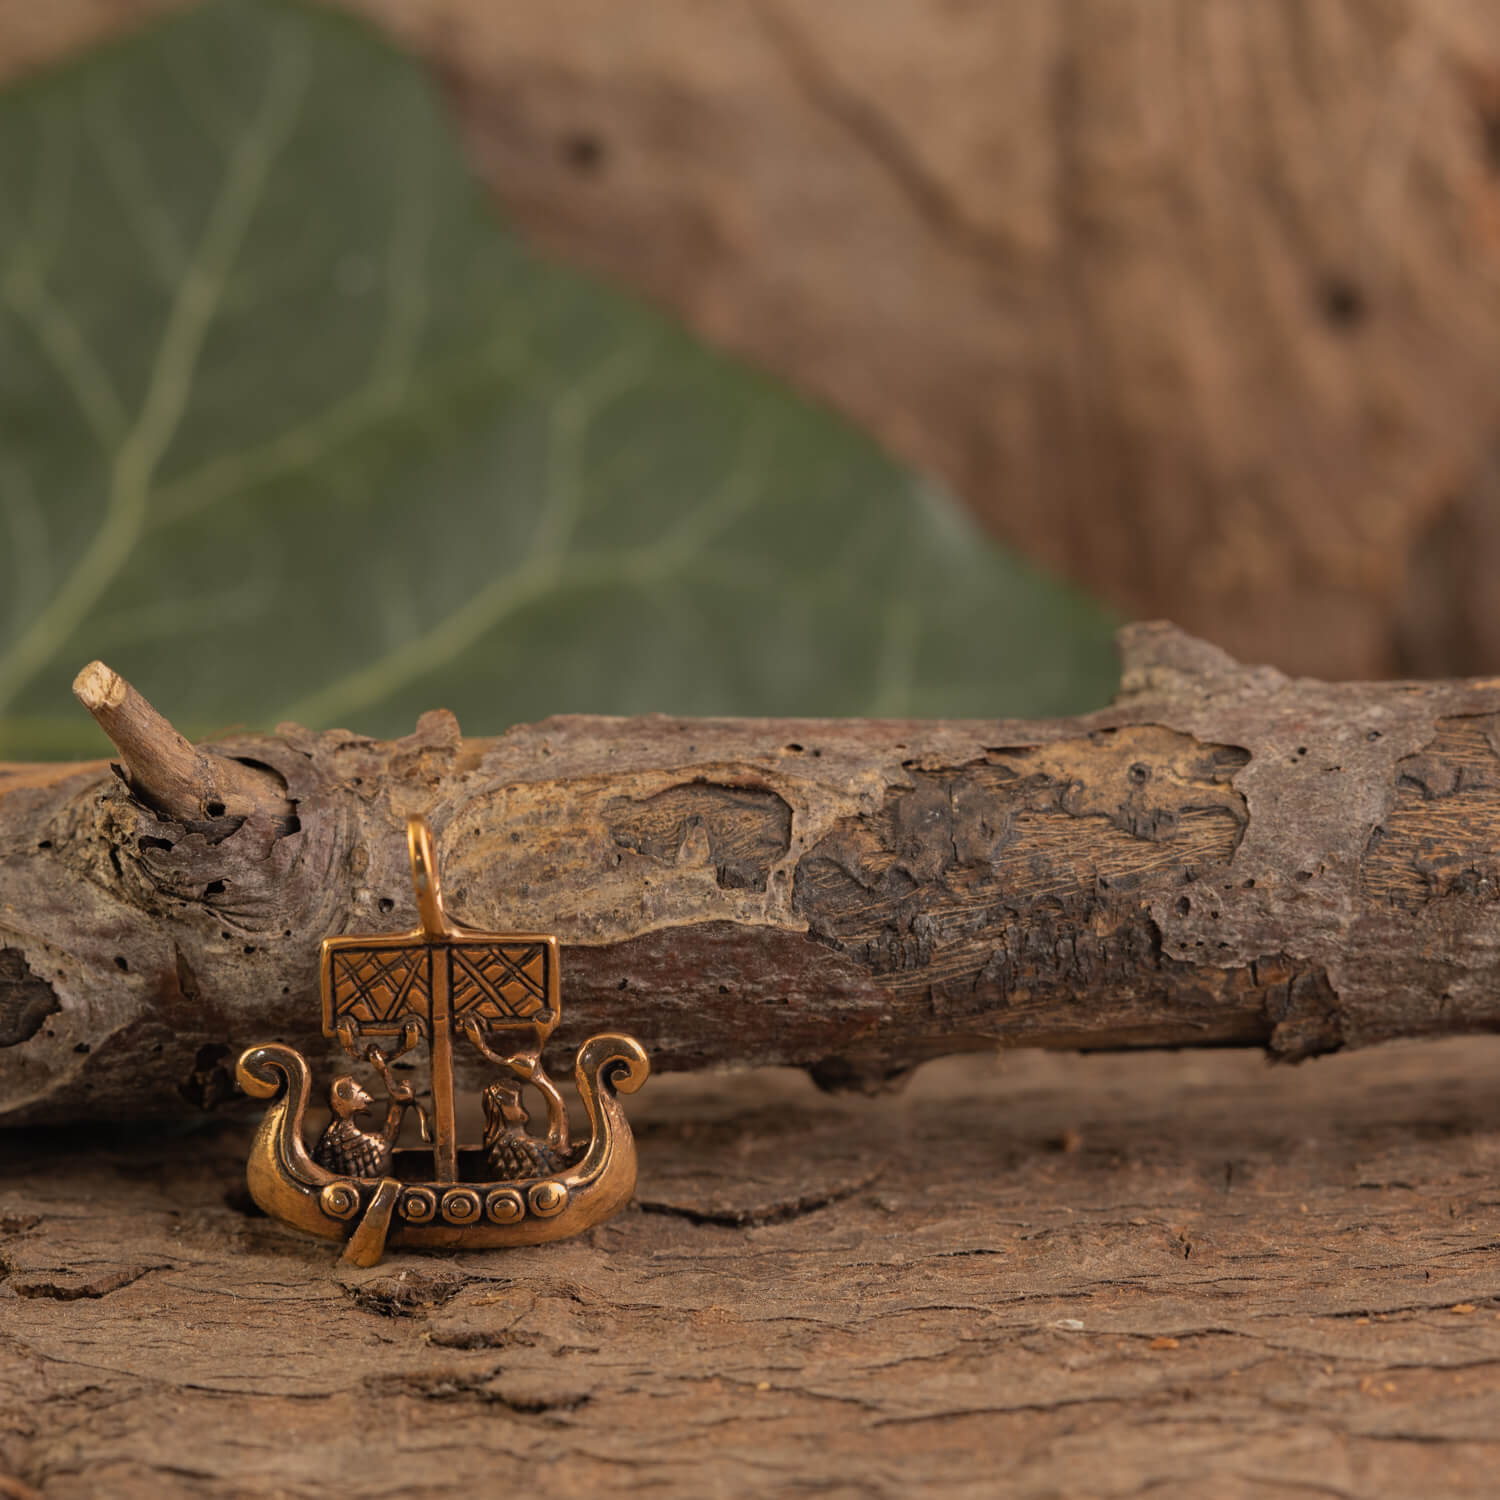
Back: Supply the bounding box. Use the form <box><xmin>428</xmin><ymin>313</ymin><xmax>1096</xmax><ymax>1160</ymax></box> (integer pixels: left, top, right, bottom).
<box><xmin>367</xmin><ymin>1021</ymin><xmax>429</xmax><ymax>1144</ymax></box>
<box><xmin>380</xmin><ymin>1097</ymin><xmax>407</xmax><ymax>1147</ymax></box>
<box><xmin>509</xmin><ymin>1051</ymin><xmax>569</xmax><ymax>1152</ymax></box>
<box><xmin>460</xmin><ymin>1020</ymin><xmax>570</xmax><ymax>1151</ymax></box>
<box><xmin>460</xmin><ymin>1017</ymin><xmax>509</xmax><ymax>1070</ymax></box>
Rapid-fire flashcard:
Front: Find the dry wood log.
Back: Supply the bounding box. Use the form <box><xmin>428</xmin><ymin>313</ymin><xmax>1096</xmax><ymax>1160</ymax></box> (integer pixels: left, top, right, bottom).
<box><xmin>4</xmin><ymin>623</ymin><xmax>1500</xmax><ymax>1127</ymax></box>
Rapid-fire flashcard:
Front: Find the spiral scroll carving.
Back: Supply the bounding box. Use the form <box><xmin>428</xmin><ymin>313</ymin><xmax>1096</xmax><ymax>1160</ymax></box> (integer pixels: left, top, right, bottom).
<box><xmin>320</xmin><ymin>1181</ymin><xmax>360</xmax><ymax>1220</ymax></box>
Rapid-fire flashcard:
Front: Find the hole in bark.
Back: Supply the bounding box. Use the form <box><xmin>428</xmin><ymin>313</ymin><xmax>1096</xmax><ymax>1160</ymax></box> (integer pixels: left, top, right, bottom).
<box><xmin>205</xmin><ymin>800</ymin><xmax>226</xmax><ymax>817</ymax></box>
<box><xmin>429</xmin><ymin>1328</ymin><xmax>536</xmax><ymax>1351</ymax></box>
<box><xmin>1319</xmin><ymin>275</ymin><xmax>1367</xmax><ymax>329</ymax></box>
<box><xmin>233</xmin><ymin>756</ymin><xmax>284</xmax><ymax>780</ymax></box>
<box><xmin>1128</xmin><ymin>762</ymin><xmax>1149</xmax><ymax>785</ymax></box>
<box><xmin>139</xmin><ymin>836</ymin><xmax>173</xmax><ymax>852</ymax></box>
<box><xmin>378</xmin><ymin>898</ymin><xmax>395</xmax><ymax>913</ymax></box>
<box><xmin>1481</xmin><ymin>110</ymin><xmax>1500</xmax><ymax>175</ymax></box>
<box><xmin>345</xmin><ymin>1272</ymin><xmax>464</xmax><ymax>1317</ymax></box>
<box><xmin>1176</xmin><ymin>896</ymin><xmax>1191</xmax><ymax>916</ymax></box>
<box><xmin>180</xmin><ymin>1043</ymin><xmax>234</xmax><ymax>1110</ymax></box>
<box><xmin>204</xmin><ymin>880</ymin><xmax>226</xmax><ymax>896</ymax></box>
<box><xmin>0</xmin><ymin>948</ymin><xmax>61</xmax><ymax>1047</ymax></box>
<box><xmin>74</xmin><ymin>1042</ymin><xmax>89</xmax><ymax>1054</ymax></box>
<box><xmin>560</xmin><ymin>131</ymin><xmax>607</xmax><ymax>173</ymax></box>
<box><xmin>113</xmin><ymin>956</ymin><xmax>128</xmax><ymax>972</ymax></box>
<box><xmin>36</xmin><ymin>840</ymin><xmax>51</xmax><ymax>850</ymax></box>
<box><xmin>785</xmin><ymin>743</ymin><xmax>804</xmax><ymax>753</ymax></box>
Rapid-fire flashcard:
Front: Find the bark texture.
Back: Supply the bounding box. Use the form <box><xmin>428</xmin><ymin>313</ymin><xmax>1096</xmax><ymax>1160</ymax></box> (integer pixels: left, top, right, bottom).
<box><xmin>6</xmin><ymin>624</ymin><xmax>1500</xmax><ymax>1126</ymax></box>
<box><xmin>4</xmin><ymin>1041</ymin><xmax>1500</xmax><ymax>1498</ymax></box>
<box><xmin>10</xmin><ymin>2</ymin><xmax>1500</xmax><ymax>680</ymax></box>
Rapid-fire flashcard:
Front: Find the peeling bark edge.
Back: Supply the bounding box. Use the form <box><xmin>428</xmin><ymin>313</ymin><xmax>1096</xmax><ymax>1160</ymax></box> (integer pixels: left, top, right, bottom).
<box><xmin>3</xmin><ymin>624</ymin><xmax>1500</xmax><ymax>1124</ymax></box>
<box><xmin>0</xmin><ymin>950</ymin><xmax>61</xmax><ymax>1049</ymax></box>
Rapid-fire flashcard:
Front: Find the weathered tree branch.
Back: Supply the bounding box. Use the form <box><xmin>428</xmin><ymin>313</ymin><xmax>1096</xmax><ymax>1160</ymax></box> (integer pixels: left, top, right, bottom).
<box><xmin>72</xmin><ymin>661</ymin><xmax>295</xmax><ymax>832</ymax></box>
<box><xmin>3</xmin><ymin>622</ymin><xmax>1500</xmax><ymax>1125</ymax></box>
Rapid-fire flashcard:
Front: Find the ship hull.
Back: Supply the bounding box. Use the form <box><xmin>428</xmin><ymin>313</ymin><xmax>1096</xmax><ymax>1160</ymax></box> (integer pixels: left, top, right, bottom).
<box><xmin>238</xmin><ymin>1033</ymin><xmax>648</xmax><ymax>1262</ymax></box>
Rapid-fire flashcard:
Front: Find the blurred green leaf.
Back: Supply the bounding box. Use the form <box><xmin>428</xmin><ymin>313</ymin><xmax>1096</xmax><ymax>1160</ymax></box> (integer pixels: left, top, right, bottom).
<box><xmin>0</xmin><ymin>0</ymin><xmax>1117</xmax><ymax>760</ymax></box>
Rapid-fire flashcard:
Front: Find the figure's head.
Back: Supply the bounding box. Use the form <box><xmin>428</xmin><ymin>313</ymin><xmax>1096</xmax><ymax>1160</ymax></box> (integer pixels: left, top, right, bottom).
<box><xmin>329</xmin><ymin>1075</ymin><xmax>373</xmax><ymax>1119</ymax></box>
<box><xmin>481</xmin><ymin>1079</ymin><xmax>528</xmax><ymax>1137</ymax></box>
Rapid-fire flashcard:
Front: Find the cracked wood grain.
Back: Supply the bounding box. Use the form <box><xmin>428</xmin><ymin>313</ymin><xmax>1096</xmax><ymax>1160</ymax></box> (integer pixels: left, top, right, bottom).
<box><xmin>3</xmin><ymin>1042</ymin><xmax>1500</xmax><ymax>1498</ymax></box>
<box><xmin>7</xmin><ymin>624</ymin><xmax>1500</xmax><ymax>1125</ymax></box>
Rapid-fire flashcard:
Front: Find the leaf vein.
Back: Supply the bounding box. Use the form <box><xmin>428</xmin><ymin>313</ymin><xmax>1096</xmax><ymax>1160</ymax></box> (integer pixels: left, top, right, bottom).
<box><xmin>0</xmin><ymin>26</ymin><xmax>312</xmax><ymax>714</ymax></box>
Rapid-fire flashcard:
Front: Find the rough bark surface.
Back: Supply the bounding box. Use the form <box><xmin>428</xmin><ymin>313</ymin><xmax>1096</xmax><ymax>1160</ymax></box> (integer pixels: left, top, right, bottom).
<box><xmin>10</xmin><ymin>2</ymin><xmax>1500</xmax><ymax>680</ymax></box>
<box><xmin>4</xmin><ymin>1041</ymin><xmax>1500</xmax><ymax>1498</ymax></box>
<box><xmin>6</xmin><ymin>625</ymin><xmax>1500</xmax><ymax>1126</ymax></box>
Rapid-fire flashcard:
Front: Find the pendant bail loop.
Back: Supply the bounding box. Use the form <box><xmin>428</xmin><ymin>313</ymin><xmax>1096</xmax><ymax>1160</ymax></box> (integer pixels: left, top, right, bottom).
<box><xmin>407</xmin><ymin>814</ymin><xmax>452</xmax><ymax>938</ymax></box>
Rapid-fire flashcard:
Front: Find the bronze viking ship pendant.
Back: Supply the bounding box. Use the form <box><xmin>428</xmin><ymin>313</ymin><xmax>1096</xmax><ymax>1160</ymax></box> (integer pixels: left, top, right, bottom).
<box><xmin>237</xmin><ymin>815</ymin><xmax>649</xmax><ymax>1266</ymax></box>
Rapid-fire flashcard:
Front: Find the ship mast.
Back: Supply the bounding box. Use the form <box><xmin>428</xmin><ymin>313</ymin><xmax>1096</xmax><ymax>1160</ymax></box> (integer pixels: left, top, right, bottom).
<box><xmin>408</xmin><ymin>816</ymin><xmax>458</xmax><ymax>1182</ymax></box>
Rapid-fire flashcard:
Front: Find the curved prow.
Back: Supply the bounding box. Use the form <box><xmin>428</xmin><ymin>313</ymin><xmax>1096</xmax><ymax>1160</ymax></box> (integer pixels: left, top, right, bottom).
<box><xmin>567</xmin><ymin>1033</ymin><xmax>650</xmax><ymax>1195</ymax></box>
<box><xmin>237</xmin><ymin>1042</ymin><xmax>344</xmax><ymax>1240</ymax></box>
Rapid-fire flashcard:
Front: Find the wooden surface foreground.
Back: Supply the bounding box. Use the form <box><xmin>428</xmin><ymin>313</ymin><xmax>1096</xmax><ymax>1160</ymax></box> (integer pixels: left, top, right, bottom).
<box><xmin>4</xmin><ymin>1040</ymin><xmax>1500</xmax><ymax>1499</ymax></box>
